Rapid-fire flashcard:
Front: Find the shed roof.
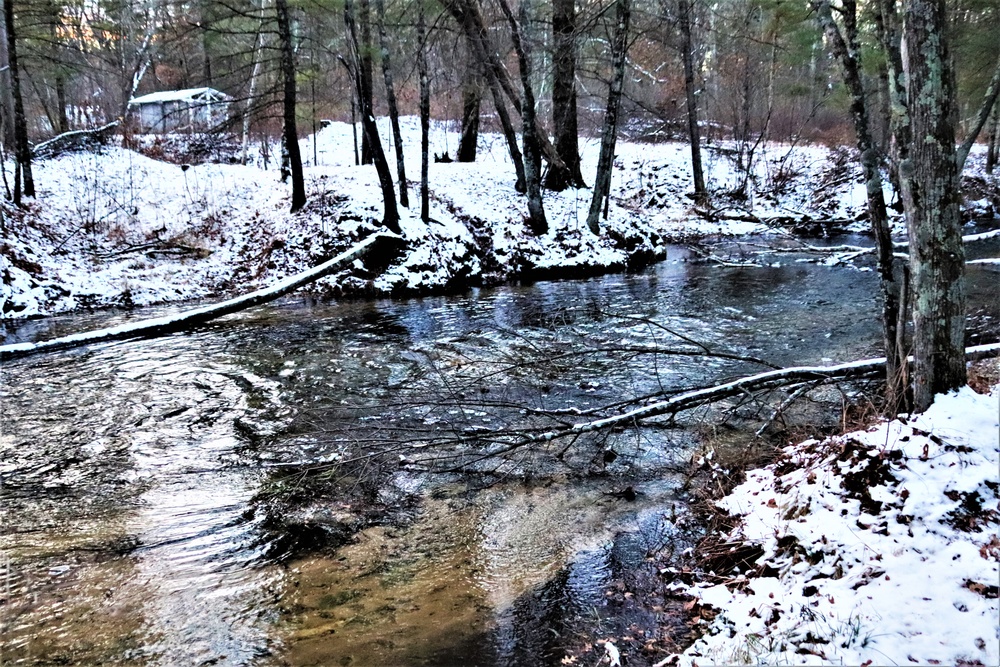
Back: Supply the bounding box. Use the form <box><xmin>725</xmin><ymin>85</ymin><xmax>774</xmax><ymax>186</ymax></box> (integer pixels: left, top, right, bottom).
<box><xmin>129</xmin><ymin>87</ymin><xmax>230</xmax><ymax>106</ymax></box>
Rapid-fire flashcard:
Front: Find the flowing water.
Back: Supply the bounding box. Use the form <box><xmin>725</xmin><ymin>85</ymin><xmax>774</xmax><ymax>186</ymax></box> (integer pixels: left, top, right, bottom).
<box><xmin>2</xmin><ymin>240</ymin><xmax>998</xmax><ymax>666</ymax></box>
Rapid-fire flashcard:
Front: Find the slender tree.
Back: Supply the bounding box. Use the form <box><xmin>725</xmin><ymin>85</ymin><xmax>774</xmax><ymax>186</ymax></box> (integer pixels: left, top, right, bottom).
<box><xmin>497</xmin><ymin>0</ymin><xmax>547</xmax><ymax>233</ymax></box>
<box><xmin>955</xmin><ymin>57</ymin><xmax>1000</xmax><ymax>172</ymax></box>
<box><xmin>678</xmin><ymin>0</ymin><xmax>706</xmax><ymax>202</ymax></box>
<box><xmin>345</xmin><ymin>0</ymin><xmax>401</xmax><ymax>233</ymax></box>
<box><xmin>417</xmin><ymin>0</ymin><xmax>430</xmax><ymax>220</ymax></box>
<box><xmin>4</xmin><ymin>0</ymin><xmax>34</xmax><ymax>202</ymax></box>
<box><xmin>987</xmin><ymin>105</ymin><xmax>999</xmax><ymax>175</ymax></box>
<box><xmin>811</xmin><ymin>0</ymin><xmax>903</xmax><ymax>410</ymax></box>
<box><xmin>442</xmin><ymin>0</ymin><xmax>526</xmax><ymax>191</ymax></box>
<box><xmin>359</xmin><ymin>0</ymin><xmax>374</xmax><ymax>165</ymax></box>
<box><xmin>374</xmin><ymin>0</ymin><xmax>408</xmax><ymax>207</ymax></box>
<box><xmin>587</xmin><ymin>0</ymin><xmax>630</xmax><ymax>235</ymax></box>
<box><xmin>276</xmin><ymin>0</ymin><xmax>306</xmax><ymax>212</ymax></box>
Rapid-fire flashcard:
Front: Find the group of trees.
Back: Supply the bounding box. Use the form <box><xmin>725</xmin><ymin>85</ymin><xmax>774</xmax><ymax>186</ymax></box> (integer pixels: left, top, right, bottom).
<box><xmin>2</xmin><ymin>0</ymin><xmax>999</xmax><ymax>412</ymax></box>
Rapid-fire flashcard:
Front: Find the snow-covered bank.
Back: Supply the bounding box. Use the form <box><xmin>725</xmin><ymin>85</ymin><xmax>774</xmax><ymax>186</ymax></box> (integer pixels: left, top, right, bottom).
<box><xmin>675</xmin><ymin>382</ymin><xmax>1000</xmax><ymax>666</ymax></box>
<box><xmin>2</xmin><ymin>117</ymin><xmax>998</xmax><ymax>320</ymax></box>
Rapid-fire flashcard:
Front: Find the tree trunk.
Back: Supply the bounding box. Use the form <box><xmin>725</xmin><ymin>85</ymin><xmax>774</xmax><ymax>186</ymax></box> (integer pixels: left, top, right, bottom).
<box><xmin>201</xmin><ymin>0</ymin><xmax>214</xmax><ymax>85</ymax></box>
<box><xmin>345</xmin><ymin>0</ymin><xmax>401</xmax><ymax>234</ymax></box>
<box><xmin>48</xmin><ymin>2</ymin><xmax>69</xmax><ymax>134</ymax></box>
<box><xmin>55</xmin><ymin>73</ymin><xmax>68</xmax><ymax>133</ymax></box>
<box><xmin>4</xmin><ymin>0</ymin><xmax>34</xmax><ymax>202</ymax></box>
<box><xmin>987</xmin><ymin>105</ymin><xmax>999</xmax><ymax>175</ymax></box>
<box><xmin>812</xmin><ymin>0</ymin><xmax>904</xmax><ymax>411</ymax></box>
<box><xmin>276</xmin><ymin>0</ymin><xmax>306</xmax><ymax>212</ymax></box>
<box><xmin>544</xmin><ymin>0</ymin><xmax>586</xmax><ymax>191</ymax></box>
<box><xmin>418</xmin><ymin>0</ymin><xmax>430</xmax><ymax>221</ymax></box>
<box><xmin>954</xmin><ymin>58</ymin><xmax>1000</xmax><ymax>173</ymax></box>
<box><xmin>586</xmin><ymin>0</ymin><xmax>630</xmax><ymax>235</ymax></box>
<box><xmin>0</xmin><ymin>9</ymin><xmax>14</xmax><ymax>149</ymax></box>
<box><xmin>457</xmin><ymin>52</ymin><xmax>482</xmax><ymax>162</ymax></box>
<box><xmin>497</xmin><ymin>0</ymin><xmax>547</xmax><ymax>233</ymax></box>
<box><xmin>374</xmin><ymin>0</ymin><xmax>408</xmax><ymax>207</ymax></box>
<box><xmin>443</xmin><ymin>0</ymin><xmax>526</xmax><ymax>191</ymax></box>
<box><xmin>679</xmin><ymin>0</ymin><xmax>706</xmax><ymax>202</ymax></box>
<box><xmin>898</xmin><ymin>0</ymin><xmax>967</xmax><ymax>411</ymax></box>
<box><xmin>241</xmin><ymin>0</ymin><xmax>265</xmax><ymax>165</ymax></box>
<box><xmin>0</xmin><ymin>233</ymin><xmax>403</xmax><ymax>361</ymax></box>
<box><xmin>874</xmin><ymin>0</ymin><xmax>910</xmax><ymax>185</ymax></box>
<box><xmin>359</xmin><ymin>0</ymin><xmax>374</xmax><ymax>165</ymax></box>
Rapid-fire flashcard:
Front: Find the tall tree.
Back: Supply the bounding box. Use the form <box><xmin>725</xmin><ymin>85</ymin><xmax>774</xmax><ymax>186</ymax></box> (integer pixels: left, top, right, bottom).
<box><xmin>456</xmin><ymin>53</ymin><xmax>482</xmax><ymax>162</ymax></box>
<box><xmin>442</xmin><ymin>0</ymin><xmax>526</xmax><ymax>191</ymax></box>
<box><xmin>4</xmin><ymin>0</ymin><xmax>35</xmax><ymax>202</ymax></box>
<box><xmin>811</xmin><ymin>0</ymin><xmax>904</xmax><ymax>410</ymax></box>
<box><xmin>276</xmin><ymin>0</ymin><xmax>306</xmax><ymax>212</ymax></box>
<box><xmin>358</xmin><ymin>0</ymin><xmax>374</xmax><ymax>165</ymax></box>
<box><xmin>544</xmin><ymin>0</ymin><xmax>586</xmax><ymax>190</ymax></box>
<box><xmin>417</xmin><ymin>0</ymin><xmax>430</xmax><ymax>220</ymax></box>
<box><xmin>987</xmin><ymin>105</ymin><xmax>999</xmax><ymax>174</ymax></box>
<box><xmin>374</xmin><ymin>0</ymin><xmax>408</xmax><ymax>207</ymax></box>
<box><xmin>897</xmin><ymin>0</ymin><xmax>967</xmax><ymax>410</ymax></box>
<box><xmin>497</xmin><ymin>0</ymin><xmax>547</xmax><ymax>233</ymax></box>
<box><xmin>345</xmin><ymin>0</ymin><xmax>401</xmax><ymax>233</ymax></box>
<box><xmin>678</xmin><ymin>0</ymin><xmax>706</xmax><ymax>202</ymax></box>
<box><xmin>586</xmin><ymin>0</ymin><xmax>630</xmax><ymax>234</ymax></box>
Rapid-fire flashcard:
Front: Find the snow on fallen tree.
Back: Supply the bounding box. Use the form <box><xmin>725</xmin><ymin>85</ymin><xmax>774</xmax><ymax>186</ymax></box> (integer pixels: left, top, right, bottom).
<box><xmin>417</xmin><ymin>342</ymin><xmax>1000</xmax><ymax>473</ymax></box>
<box><xmin>519</xmin><ymin>342</ymin><xmax>1000</xmax><ymax>444</ymax></box>
<box><xmin>0</xmin><ymin>232</ymin><xmax>403</xmax><ymax>361</ymax></box>
<box><xmin>31</xmin><ymin>121</ymin><xmax>121</xmax><ymax>159</ymax></box>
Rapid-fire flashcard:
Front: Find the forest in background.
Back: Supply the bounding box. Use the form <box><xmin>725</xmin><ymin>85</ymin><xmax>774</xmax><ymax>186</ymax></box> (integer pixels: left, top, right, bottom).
<box><xmin>1</xmin><ymin>0</ymin><xmax>998</xmax><ymax>161</ymax></box>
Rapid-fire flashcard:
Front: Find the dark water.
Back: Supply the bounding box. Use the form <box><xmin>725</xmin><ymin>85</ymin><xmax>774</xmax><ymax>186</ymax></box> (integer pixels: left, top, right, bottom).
<box><xmin>2</xmin><ymin>241</ymin><xmax>997</xmax><ymax>665</ymax></box>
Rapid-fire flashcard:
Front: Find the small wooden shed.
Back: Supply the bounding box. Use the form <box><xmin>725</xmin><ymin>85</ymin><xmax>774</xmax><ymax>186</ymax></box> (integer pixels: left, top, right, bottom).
<box><xmin>128</xmin><ymin>87</ymin><xmax>231</xmax><ymax>133</ymax></box>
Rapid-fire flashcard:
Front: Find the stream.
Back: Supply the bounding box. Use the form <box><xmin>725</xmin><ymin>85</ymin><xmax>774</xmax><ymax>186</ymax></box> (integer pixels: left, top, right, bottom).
<box><xmin>2</xmin><ymin>237</ymin><xmax>998</xmax><ymax>666</ymax></box>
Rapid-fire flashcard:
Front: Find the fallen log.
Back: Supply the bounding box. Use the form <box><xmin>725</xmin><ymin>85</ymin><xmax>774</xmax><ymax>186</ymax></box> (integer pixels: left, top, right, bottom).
<box><xmin>526</xmin><ymin>342</ymin><xmax>1000</xmax><ymax>443</ymax></box>
<box><xmin>32</xmin><ymin>121</ymin><xmax>121</xmax><ymax>159</ymax></box>
<box><xmin>1</xmin><ymin>232</ymin><xmax>403</xmax><ymax>361</ymax></box>
<box><xmin>427</xmin><ymin>343</ymin><xmax>1000</xmax><ymax>470</ymax></box>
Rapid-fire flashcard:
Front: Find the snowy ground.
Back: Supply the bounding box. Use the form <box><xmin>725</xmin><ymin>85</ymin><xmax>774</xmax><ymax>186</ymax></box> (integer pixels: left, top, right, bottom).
<box><xmin>5</xmin><ymin>117</ymin><xmax>996</xmax><ymax>320</ymax></box>
<box><xmin>674</xmin><ymin>380</ymin><xmax>1000</xmax><ymax>666</ymax></box>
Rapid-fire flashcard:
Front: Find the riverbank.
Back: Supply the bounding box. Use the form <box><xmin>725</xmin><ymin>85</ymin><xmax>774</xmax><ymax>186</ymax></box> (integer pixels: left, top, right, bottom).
<box><xmin>3</xmin><ymin>119</ymin><xmax>997</xmax><ymax>321</ymax></box>
<box><xmin>665</xmin><ymin>363</ymin><xmax>1000</xmax><ymax>666</ymax></box>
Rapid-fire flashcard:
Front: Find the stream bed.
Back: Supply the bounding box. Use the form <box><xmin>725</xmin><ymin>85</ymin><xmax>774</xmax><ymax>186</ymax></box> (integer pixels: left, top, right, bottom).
<box><xmin>2</xmin><ymin>238</ymin><xmax>998</xmax><ymax>666</ymax></box>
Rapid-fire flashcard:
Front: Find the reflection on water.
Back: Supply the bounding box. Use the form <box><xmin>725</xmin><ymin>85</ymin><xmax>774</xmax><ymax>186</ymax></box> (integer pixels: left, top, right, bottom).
<box><xmin>2</xmin><ymin>241</ymin><xmax>998</xmax><ymax>665</ymax></box>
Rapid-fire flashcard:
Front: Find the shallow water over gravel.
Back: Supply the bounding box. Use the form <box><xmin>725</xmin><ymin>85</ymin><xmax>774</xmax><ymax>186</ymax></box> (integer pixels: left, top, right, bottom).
<box><xmin>2</xmin><ymin>240</ymin><xmax>997</xmax><ymax>666</ymax></box>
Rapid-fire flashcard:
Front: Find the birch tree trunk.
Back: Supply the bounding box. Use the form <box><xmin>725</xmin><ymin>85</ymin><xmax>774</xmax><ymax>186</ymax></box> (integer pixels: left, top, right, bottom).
<box><xmin>242</xmin><ymin>0</ymin><xmax>266</xmax><ymax>165</ymax></box>
<box><xmin>276</xmin><ymin>0</ymin><xmax>306</xmax><ymax>212</ymax></box>
<box><xmin>899</xmin><ymin>0</ymin><xmax>967</xmax><ymax>411</ymax></box>
<box><xmin>586</xmin><ymin>0</ymin><xmax>630</xmax><ymax>235</ymax></box>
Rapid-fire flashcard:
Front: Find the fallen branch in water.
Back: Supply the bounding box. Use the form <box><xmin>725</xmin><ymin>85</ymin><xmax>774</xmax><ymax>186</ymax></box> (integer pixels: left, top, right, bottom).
<box><xmin>431</xmin><ymin>342</ymin><xmax>1000</xmax><ymax>471</ymax></box>
<box><xmin>1</xmin><ymin>232</ymin><xmax>403</xmax><ymax>361</ymax></box>
<box><xmin>755</xmin><ymin>229</ymin><xmax>1000</xmax><ymax>266</ymax></box>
